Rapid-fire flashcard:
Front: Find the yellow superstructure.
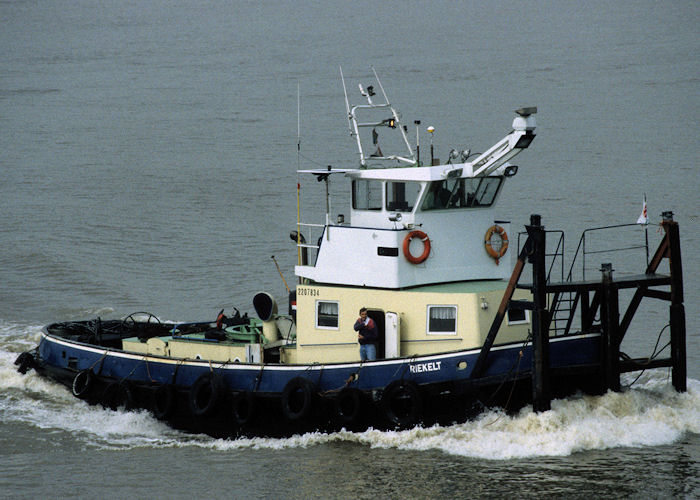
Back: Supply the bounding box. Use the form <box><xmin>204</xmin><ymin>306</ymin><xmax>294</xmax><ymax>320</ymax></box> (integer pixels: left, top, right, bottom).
<box><xmin>292</xmin><ymin>282</ymin><xmax>532</xmax><ymax>364</ymax></box>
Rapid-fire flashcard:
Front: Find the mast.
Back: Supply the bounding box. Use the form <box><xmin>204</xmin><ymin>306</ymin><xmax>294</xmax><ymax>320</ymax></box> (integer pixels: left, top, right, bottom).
<box><xmin>343</xmin><ymin>68</ymin><xmax>416</xmax><ymax>168</ymax></box>
<box><xmin>340</xmin><ymin>67</ymin><xmax>365</xmax><ymax>167</ymax></box>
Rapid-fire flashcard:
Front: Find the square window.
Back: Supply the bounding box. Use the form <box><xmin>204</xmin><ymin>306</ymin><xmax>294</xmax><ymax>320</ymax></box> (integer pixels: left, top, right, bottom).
<box><xmin>316</xmin><ymin>300</ymin><xmax>339</xmax><ymax>329</ymax></box>
<box><xmin>507</xmin><ymin>308</ymin><xmax>530</xmax><ymax>325</ymax></box>
<box><xmin>352</xmin><ymin>180</ymin><xmax>383</xmax><ymax>210</ymax></box>
<box><xmin>386</xmin><ymin>181</ymin><xmax>421</xmax><ymax>212</ymax></box>
<box><xmin>427</xmin><ymin>305</ymin><xmax>457</xmax><ymax>335</ymax></box>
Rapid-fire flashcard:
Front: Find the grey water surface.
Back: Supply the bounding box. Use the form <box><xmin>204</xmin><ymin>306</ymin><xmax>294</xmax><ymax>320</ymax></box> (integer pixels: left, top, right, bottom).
<box><xmin>1</xmin><ymin>1</ymin><xmax>698</xmax><ymax>498</ymax></box>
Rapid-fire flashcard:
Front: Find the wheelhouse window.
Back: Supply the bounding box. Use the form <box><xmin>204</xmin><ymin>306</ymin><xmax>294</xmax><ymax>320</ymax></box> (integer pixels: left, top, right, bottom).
<box><xmin>386</xmin><ymin>181</ymin><xmax>421</xmax><ymax>212</ymax></box>
<box><xmin>421</xmin><ymin>177</ymin><xmax>503</xmax><ymax>211</ymax></box>
<box><xmin>352</xmin><ymin>180</ymin><xmax>382</xmax><ymax>210</ymax></box>
<box><xmin>507</xmin><ymin>308</ymin><xmax>530</xmax><ymax>325</ymax></box>
<box><xmin>316</xmin><ymin>300</ymin><xmax>339</xmax><ymax>329</ymax></box>
<box><xmin>427</xmin><ymin>305</ymin><xmax>457</xmax><ymax>335</ymax></box>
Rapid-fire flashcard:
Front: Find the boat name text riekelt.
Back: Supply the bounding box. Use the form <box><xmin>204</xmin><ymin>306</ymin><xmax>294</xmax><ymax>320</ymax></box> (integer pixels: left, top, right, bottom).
<box><xmin>409</xmin><ymin>361</ymin><xmax>442</xmax><ymax>373</ymax></box>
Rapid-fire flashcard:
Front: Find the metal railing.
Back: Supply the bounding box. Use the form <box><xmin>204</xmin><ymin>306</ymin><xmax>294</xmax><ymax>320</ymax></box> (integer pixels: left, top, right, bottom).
<box><xmin>568</xmin><ymin>223</ymin><xmax>649</xmax><ymax>281</ymax></box>
<box><xmin>517</xmin><ymin>223</ymin><xmax>650</xmax><ymax>337</ymax></box>
<box><xmin>295</xmin><ymin>222</ymin><xmax>326</xmax><ymax>265</ymax></box>
<box><xmin>516</xmin><ymin>229</ymin><xmax>566</xmax><ymax>284</ymax></box>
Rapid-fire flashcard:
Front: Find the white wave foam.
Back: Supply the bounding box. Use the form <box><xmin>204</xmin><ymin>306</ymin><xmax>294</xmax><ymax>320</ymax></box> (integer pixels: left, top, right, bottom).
<box><xmin>200</xmin><ymin>374</ymin><xmax>700</xmax><ymax>459</ymax></box>
<box><xmin>0</xmin><ymin>321</ymin><xmax>194</xmax><ymax>450</ymax></box>
<box><xmin>0</xmin><ymin>319</ymin><xmax>43</xmax><ymax>352</ymax></box>
<box><xmin>0</xmin><ymin>365</ymin><xmax>195</xmax><ymax>450</ymax></box>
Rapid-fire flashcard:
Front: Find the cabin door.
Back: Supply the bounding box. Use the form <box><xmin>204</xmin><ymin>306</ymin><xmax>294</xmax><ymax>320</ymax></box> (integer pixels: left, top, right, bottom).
<box><xmin>366</xmin><ymin>310</ymin><xmax>385</xmax><ymax>359</ymax></box>
<box><xmin>384</xmin><ymin>311</ymin><xmax>400</xmax><ymax>358</ymax></box>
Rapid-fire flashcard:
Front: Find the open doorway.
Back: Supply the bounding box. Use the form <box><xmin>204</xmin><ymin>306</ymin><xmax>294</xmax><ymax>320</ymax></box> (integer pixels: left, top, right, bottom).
<box><xmin>367</xmin><ymin>309</ymin><xmax>385</xmax><ymax>359</ymax></box>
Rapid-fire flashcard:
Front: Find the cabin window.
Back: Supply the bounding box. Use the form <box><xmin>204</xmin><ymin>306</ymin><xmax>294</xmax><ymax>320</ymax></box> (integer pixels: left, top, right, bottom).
<box><xmin>386</xmin><ymin>181</ymin><xmax>421</xmax><ymax>212</ymax></box>
<box><xmin>427</xmin><ymin>305</ymin><xmax>457</xmax><ymax>335</ymax></box>
<box><xmin>421</xmin><ymin>177</ymin><xmax>503</xmax><ymax>210</ymax></box>
<box><xmin>352</xmin><ymin>180</ymin><xmax>383</xmax><ymax>210</ymax></box>
<box><xmin>316</xmin><ymin>300</ymin><xmax>339</xmax><ymax>329</ymax></box>
<box><xmin>507</xmin><ymin>308</ymin><xmax>530</xmax><ymax>325</ymax></box>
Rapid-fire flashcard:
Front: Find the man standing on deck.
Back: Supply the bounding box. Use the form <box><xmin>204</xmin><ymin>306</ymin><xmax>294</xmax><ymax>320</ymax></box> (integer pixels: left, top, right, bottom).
<box><xmin>354</xmin><ymin>307</ymin><xmax>378</xmax><ymax>361</ymax></box>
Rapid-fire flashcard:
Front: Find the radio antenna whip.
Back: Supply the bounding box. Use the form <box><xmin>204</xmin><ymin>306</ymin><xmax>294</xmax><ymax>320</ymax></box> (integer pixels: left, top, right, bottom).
<box><xmin>340</xmin><ymin>66</ymin><xmax>352</xmax><ymax>136</ymax></box>
<box><xmin>297</xmin><ymin>80</ymin><xmax>301</xmax><ymax>170</ymax></box>
<box><xmin>296</xmin><ymin>81</ymin><xmax>302</xmax><ymax>269</ymax></box>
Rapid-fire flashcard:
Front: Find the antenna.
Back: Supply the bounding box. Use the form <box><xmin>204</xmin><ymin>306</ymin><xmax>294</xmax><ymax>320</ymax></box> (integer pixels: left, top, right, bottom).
<box><xmin>296</xmin><ymin>81</ymin><xmax>302</xmax><ymax>269</ymax></box>
<box><xmin>414</xmin><ymin>120</ymin><xmax>421</xmax><ymax>165</ymax></box>
<box><xmin>297</xmin><ymin>81</ymin><xmax>301</xmax><ymax>170</ymax></box>
<box><xmin>371</xmin><ymin>66</ymin><xmax>390</xmax><ymax>103</ymax></box>
<box><xmin>340</xmin><ymin>66</ymin><xmax>353</xmax><ymax>136</ymax></box>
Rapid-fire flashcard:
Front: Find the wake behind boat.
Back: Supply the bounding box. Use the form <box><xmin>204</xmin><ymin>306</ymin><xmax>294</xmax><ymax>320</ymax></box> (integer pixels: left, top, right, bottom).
<box><xmin>15</xmin><ymin>70</ymin><xmax>688</xmax><ymax>438</ymax></box>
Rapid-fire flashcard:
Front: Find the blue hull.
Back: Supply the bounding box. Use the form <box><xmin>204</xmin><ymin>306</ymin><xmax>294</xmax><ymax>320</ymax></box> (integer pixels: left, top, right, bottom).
<box><xmin>32</xmin><ymin>328</ymin><xmax>603</xmax><ymax>436</ymax></box>
<box><xmin>38</xmin><ymin>330</ymin><xmax>600</xmax><ymax>392</ymax></box>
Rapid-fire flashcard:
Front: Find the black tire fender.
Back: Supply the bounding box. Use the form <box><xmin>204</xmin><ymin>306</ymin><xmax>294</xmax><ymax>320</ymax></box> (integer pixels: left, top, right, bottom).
<box><xmin>101</xmin><ymin>381</ymin><xmax>134</xmax><ymax>411</ymax></box>
<box><xmin>15</xmin><ymin>352</ymin><xmax>35</xmax><ymax>374</ymax></box>
<box><xmin>151</xmin><ymin>384</ymin><xmax>176</xmax><ymax>420</ymax></box>
<box><xmin>334</xmin><ymin>387</ymin><xmax>363</xmax><ymax>425</ymax></box>
<box><xmin>231</xmin><ymin>391</ymin><xmax>256</xmax><ymax>425</ymax></box>
<box><xmin>189</xmin><ymin>372</ymin><xmax>223</xmax><ymax>417</ymax></box>
<box><xmin>281</xmin><ymin>377</ymin><xmax>316</xmax><ymax>422</ymax></box>
<box><xmin>380</xmin><ymin>380</ymin><xmax>422</xmax><ymax>428</ymax></box>
<box><xmin>71</xmin><ymin>369</ymin><xmax>94</xmax><ymax>399</ymax></box>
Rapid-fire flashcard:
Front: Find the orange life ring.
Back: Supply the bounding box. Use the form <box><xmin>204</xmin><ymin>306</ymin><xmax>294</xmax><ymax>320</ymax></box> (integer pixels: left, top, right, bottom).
<box><xmin>484</xmin><ymin>225</ymin><xmax>509</xmax><ymax>264</ymax></box>
<box><xmin>403</xmin><ymin>230</ymin><xmax>431</xmax><ymax>264</ymax></box>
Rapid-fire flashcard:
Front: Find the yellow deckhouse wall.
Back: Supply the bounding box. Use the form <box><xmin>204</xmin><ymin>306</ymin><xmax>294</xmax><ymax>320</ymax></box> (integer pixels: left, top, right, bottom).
<box><xmin>293</xmin><ymin>283</ymin><xmax>532</xmax><ymax>364</ymax></box>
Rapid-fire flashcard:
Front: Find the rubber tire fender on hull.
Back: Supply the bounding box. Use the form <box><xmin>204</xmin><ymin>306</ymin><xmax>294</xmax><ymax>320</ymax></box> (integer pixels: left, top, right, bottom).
<box><xmin>101</xmin><ymin>381</ymin><xmax>135</xmax><ymax>411</ymax></box>
<box><xmin>230</xmin><ymin>391</ymin><xmax>256</xmax><ymax>425</ymax></box>
<box><xmin>334</xmin><ymin>387</ymin><xmax>364</xmax><ymax>426</ymax></box>
<box><xmin>14</xmin><ymin>352</ymin><xmax>35</xmax><ymax>374</ymax></box>
<box><xmin>151</xmin><ymin>384</ymin><xmax>176</xmax><ymax>420</ymax></box>
<box><xmin>72</xmin><ymin>370</ymin><xmax>94</xmax><ymax>399</ymax></box>
<box><xmin>381</xmin><ymin>380</ymin><xmax>422</xmax><ymax>428</ymax></box>
<box><xmin>189</xmin><ymin>372</ymin><xmax>224</xmax><ymax>417</ymax></box>
<box><xmin>281</xmin><ymin>377</ymin><xmax>317</xmax><ymax>422</ymax></box>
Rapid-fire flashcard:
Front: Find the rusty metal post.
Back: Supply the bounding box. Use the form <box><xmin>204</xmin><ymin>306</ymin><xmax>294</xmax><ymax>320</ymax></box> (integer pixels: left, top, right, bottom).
<box><xmin>663</xmin><ymin>211</ymin><xmax>686</xmax><ymax>392</ymax></box>
<box><xmin>600</xmin><ymin>263</ymin><xmax>620</xmax><ymax>392</ymax></box>
<box><xmin>528</xmin><ymin>214</ymin><xmax>551</xmax><ymax>412</ymax></box>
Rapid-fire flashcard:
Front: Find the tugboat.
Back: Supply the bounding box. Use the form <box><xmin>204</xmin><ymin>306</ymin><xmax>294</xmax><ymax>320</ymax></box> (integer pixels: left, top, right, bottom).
<box><xmin>15</xmin><ymin>69</ymin><xmax>687</xmax><ymax>437</ymax></box>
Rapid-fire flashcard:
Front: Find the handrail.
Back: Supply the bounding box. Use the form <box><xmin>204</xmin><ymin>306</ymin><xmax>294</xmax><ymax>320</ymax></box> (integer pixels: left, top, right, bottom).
<box><xmin>545</xmin><ymin>230</ymin><xmax>565</xmax><ymax>283</ymax></box>
<box><xmin>568</xmin><ymin>223</ymin><xmax>649</xmax><ymax>281</ymax></box>
<box><xmin>518</xmin><ymin>223</ymin><xmax>649</xmax><ymax>283</ymax></box>
<box><xmin>297</xmin><ymin>222</ymin><xmax>326</xmax><ymax>228</ymax></box>
<box><xmin>295</xmin><ymin>223</ymin><xmax>328</xmax><ymax>264</ymax></box>
<box><xmin>516</xmin><ymin>229</ymin><xmax>565</xmax><ymax>284</ymax></box>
